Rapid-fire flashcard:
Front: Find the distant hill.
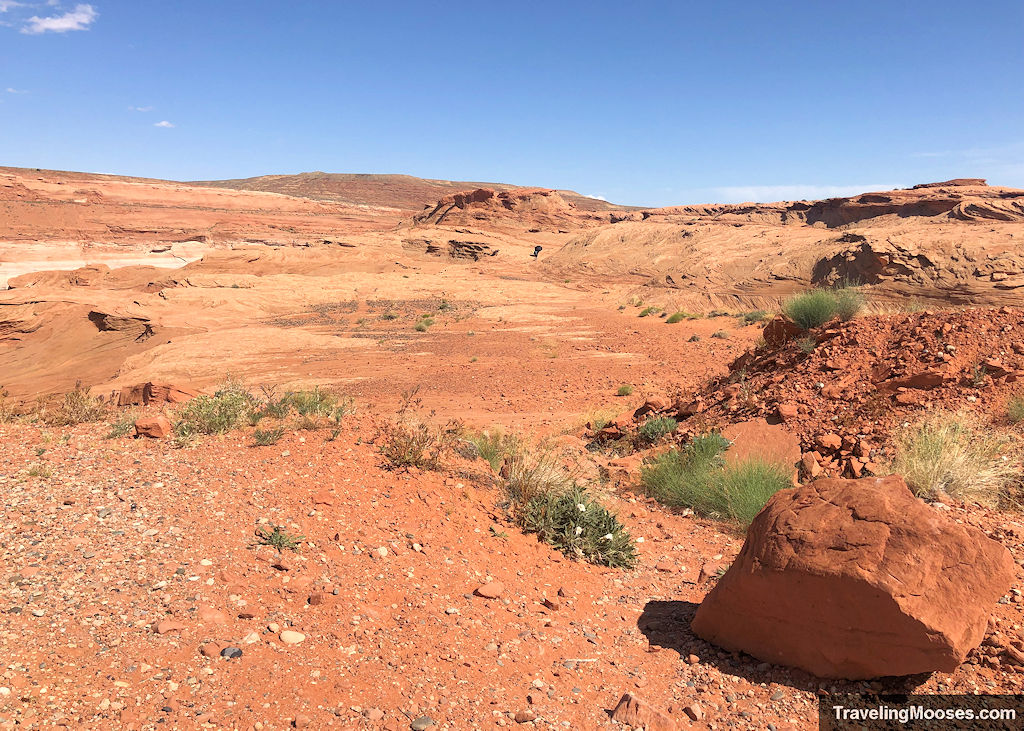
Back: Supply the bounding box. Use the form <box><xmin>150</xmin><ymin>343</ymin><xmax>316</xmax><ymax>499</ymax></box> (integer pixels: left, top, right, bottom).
<box><xmin>191</xmin><ymin>172</ymin><xmax>634</xmax><ymax>212</ymax></box>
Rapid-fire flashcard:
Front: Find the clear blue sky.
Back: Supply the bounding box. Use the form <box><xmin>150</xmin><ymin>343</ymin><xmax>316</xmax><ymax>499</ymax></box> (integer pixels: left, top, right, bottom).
<box><xmin>1</xmin><ymin>1</ymin><xmax>1022</xmax><ymax>206</ymax></box>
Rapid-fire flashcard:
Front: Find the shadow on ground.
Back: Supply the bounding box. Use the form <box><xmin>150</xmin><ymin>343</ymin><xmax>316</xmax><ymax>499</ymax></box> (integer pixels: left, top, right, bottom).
<box><xmin>638</xmin><ymin>599</ymin><xmax>932</xmax><ymax>695</ymax></box>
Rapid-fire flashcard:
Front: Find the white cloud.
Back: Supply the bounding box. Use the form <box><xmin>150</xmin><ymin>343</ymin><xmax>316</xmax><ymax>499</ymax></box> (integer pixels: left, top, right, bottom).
<box><xmin>21</xmin><ymin>3</ymin><xmax>97</xmax><ymax>34</ymax></box>
<box><xmin>130</xmin><ymin>105</ymin><xmax>153</xmax><ymax>112</ymax></box>
<box><xmin>0</xmin><ymin>1</ymin><xmax>24</xmax><ymax>12</ymax></box>
<box><xmin>5</xmin><ymin>87</ymin><xmax>27</xmax><ymax>94</ymax></box>
<box><xmin>583</xmin><ymin>193</ymin><xmax>607</xmax><ymax>201</ymax></box>
<box><xmin>708</xmin><ymin>183</ymin><xmax>904</xmax><ymax>204</ymax></box>
<box><xmin>153</xmin><ymin>120</ymin><xmax>174</xmax><ymax>128</ymax></box>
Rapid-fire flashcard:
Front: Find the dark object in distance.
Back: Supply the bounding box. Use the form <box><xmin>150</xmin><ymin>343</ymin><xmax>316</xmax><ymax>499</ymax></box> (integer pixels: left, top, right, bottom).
<box><xmin>531</xmin><ymin>246</ymin><xmax>543</xmax><ymax>258</ymax></box>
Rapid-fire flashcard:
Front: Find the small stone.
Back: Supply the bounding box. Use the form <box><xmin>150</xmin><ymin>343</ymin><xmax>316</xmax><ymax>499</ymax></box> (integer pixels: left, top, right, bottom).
<box><xmin>280</xmin><ymin>630</ymin><xmax>306</xmax><ymax>645</ymax></box>
<box><xmin>363</xmin><ymin>708</ymin><xmax>384</xmax><ymax>721</ymax></box>
<box><xmin>410</xmin><ymin>717</ymin><xmax>435</xmax><ymax>730</ymax></box>
<box><xmin>293</xmin><ymin>714</ymin><xmax>311</xmax><ymax>728</ymax></box>
<box><xmin>220</xmin><ymin>647</ymin><xmax>243</xmax><ymax>660</ymax></box>
<box><xmin>201</xmin><ymin>642</ymin><xmax>227</xmax><ymax>658</ymax></box>
<box><xmin>687</xmin><ymin>654</ymin><xmax>700</xmax><ymax>665</ymax></box>
<box><xmin>474</xmin><ymin>581</ymin><xmax>504</xmax><ymax>599</ymax></box>
<box><xmin>155</xmin><ymin>620</ymin><xmax>185</xmax><ymax>635</ymax></box>
<box><xmin>682</xmin><ymin>702</ymin><xmax>705</xmax><ymax>721</ymax></box>
<box><xmin>308</xmin><ymin>592</ymin><xmax>327</xmax><ymax>606</ymax></box>
<box><xmin>514</xmin><ymin>710</ymin><xmax>536</xmax><ymax>723</ymax></box>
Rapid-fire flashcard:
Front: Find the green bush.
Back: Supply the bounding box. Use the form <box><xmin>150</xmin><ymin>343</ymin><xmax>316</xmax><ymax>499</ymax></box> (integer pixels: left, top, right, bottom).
<box><xmin>468</xmin><ymin>430</ymin><xmax>520</xmax><ymax>471</ymax></box>
<box><xmin>617</xmin><ymin>384</ymin><xmax>634</xmax><ymax>396</ymax></box>
<box><xmin>834</xmin><ymin>287</ymin><xmax>865</xmax><ymax>321</ymax></box>
<box><xmin>173</xmin><ymin>380</ymin><xmax>256</xmax><ymax>439</ymax></box>
<box><xmin>640</xmin><ymin>433</ymin><xmax>790</xmax><ymax>525</ymax></box>
<box><xmin>796</xmin><ymin>335</ymin><xmax>817</xmax><ymax>354</ymax></box>
<box><xmin>522</xmin><ymin>485</ymin><xmax>637</xmax><ymax>568</ymax></box>
<box><xmin>688</xmin><ymin>334</ymin><xmax>701</xmax><ymax>342</ymax></box>
<box><xmin>252</xmin><ymin>427</ymin><xmax>284</xmax><ymax>446</ymax></box>
<box><xmin>638</xmin><ymin>416</ymin><xmax>677</xmax><ymax>444</ymax></box>
<box><xmin>638</xmin><ymin>307</ymin><xmax>659</xmax><ymax>318</ymax></box>
<box><xmin>105</xmin><ymin>411</ymin><xmax>138</xmax><ymax>439</ymax></box>
<box><xmin>739</xmin><ymin>310</ymin><xmax>768</xmax><ymax>325</ymax></box>
<box><xmin>783</xmin><ymin>289</ymin><xmax>837</xmax><ymax>329</ymax></box>
<box><xmin>414</xmin><ymin>321</ymin><xmax>429</xmax><ymax>332</ymax></box>
<box><xmin>256</xmin><ymin>524</ymin><xmax>303</xmax><ymax>552</ymax></box>
<box><xmin>282</xmin><ymin>387</ymin><xmax>336</xmax><ymax>417</ymax></box>
<box><xmin>666</xmin><ymin>311</ymin><xmax>698</xmax><ymax>323</ymax></box>
<box><xmin>711</xmin><ymin>330</ymin><xmax>729</xmax><ymax>339</ymax></box>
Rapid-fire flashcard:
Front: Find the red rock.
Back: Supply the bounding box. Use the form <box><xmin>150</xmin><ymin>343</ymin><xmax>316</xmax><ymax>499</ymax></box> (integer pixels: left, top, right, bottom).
<box><xmin>610</xmin><ymin>692</ymin><xmax>676</xmax><ymax>731</ymax></box>
<box><xmin>311</xmin><ymin>490</ymin><xmax>334</xmax><ymax>506</ymax></box>
<box><xmin>692</xmin><ymin>476</ymin><xmax>1015</xmax><ymax>679</ymax></box>
<box><xmin>134</xmin><ymin>415</ymin><xmax>172</xmax><ymax>439</ymax></box>
<box><xmin>721</xmin><ymin>418</ymin><xmax>801</xmax><ymax>474</ymax></box>
<box><xmin>816</xmin><ymin>432</ymin><xmax>842</xmax><ymax>451</ymax></box>
<box><xmin>801</xmin><ymin>452</ymin><xmax>823</xmax><ymax>478</ymax></box>
<box><xmin>308</xmin><ymin>592</ymin><xmax>328</xmax><ymax>606</ymax></box>
<box><xmin>682</xmin><ymin>702</ymin><xmax>705</xmax><ymax>721</ymax></box>
<box><xmin>200</xmin><ymin>642</ymin><xmax>227</xmax><ymax>658</ymax></box>
<box><xmin>155</xmin><ymin>620</ymin><xmax>186</xmax><ymax>635</ymax></box>
<box><xmin>889</xmin><ymin>370</ymin><xmax>946</xmax><ymax>390</ymax></box>
<box><xmin>776</xmin><ymin>403</ymin><xmax>799</xmax><ymax>422</ymax></box>
<box><xmin>474</xmin><ymin>581</ymin><xmax>504</xmax><ymax>599</ymax></box>
<box><xmin>763</xmin><ymin>315</ymin><xmax>804</xmax><ymax>347</ymax></box>
<box><xmin>514</xmin><ymin>710</ymin><xmax>536</xmax><ymax>723</ymax></box>
<box><xmin>197</xmin><ymin>607</ymin><xmax>228</xmax><ymax>625</ymax></box>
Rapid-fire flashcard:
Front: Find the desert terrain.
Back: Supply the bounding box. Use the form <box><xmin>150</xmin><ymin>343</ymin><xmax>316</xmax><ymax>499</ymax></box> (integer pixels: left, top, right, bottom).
<box><xmin>2</xmin><ymin>166</ymin><xmax>1024</xmax><ymax>730</ymax></box>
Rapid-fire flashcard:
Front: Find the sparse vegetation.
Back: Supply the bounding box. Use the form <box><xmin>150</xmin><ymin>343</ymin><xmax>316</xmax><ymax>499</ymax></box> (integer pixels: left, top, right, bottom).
<box><xmin>688</xmin><ymin>334</ymin><xmax>701</xmax><ymax>342</ymax></box>
<box><xmin>796</xmin><ymin>335</ymin><xmax>817</xmax><ymax>354</ymax></box>
<box><xmin>27</xmin><ymin>463</ymin><xmax>52</xmax><ymax>479</ymax></box>
<box><xmin>739</xmin><ymin>309</ymin><xmax>768</xmax><ymax>325</ymax></box>
<box><xmin>641</xmin><ymin>433</ymin><xmax>791</xmax><ymax>525</ymax></box>
<box><xmin>1009</xmin><ymin>397</ymin><xmax>1024</xmax><ymax>424</ymax></box>
<box><xmin>105</xmin><ymin>411</ymin><xmax>138</xmax><ymax>439</ymax></box>
<box><xmin>252</xmin><ymin>427</ymin><xmax>285</xmax><ymax>446</ymax></box>
<box><xmin>381</xmin><ymin>312</ymin><xmax>399</xmax><ymax>320</ymax></box>
<box><xmin>467</xmin><ymin>429</ymin><xmax>520</xmax><ymax>471</ymax></box>
<box><xmin>378</xmin><ymin>387</ymin><xmax>460</xmax><ymax>470</ymax></box>
<box><xmin>783</xmin><ymin>285</ymin><xmax>865</xmax><ymax>329</ymax></box>
<box><xmin>666</xmin><ymin>311</ymin><xmax>698</xmax><ymax>323</ymax></box>
<box><xmin>889</xmin><ymin>410</ymin><xmax>1020</xmax><ymax>507</ymax></box>
<box><xmin>173</xmin><ymin>379</ymin><xmax>256</xmax><ymax>440</ymax></box>
<box><xmin>616</xmin><ymin>384</ymin><xmax>634</xmax><ymax>396</ymax></box>
<box><xmin>522</xmin><ymin>484</ymin><xmax>637</xmax><ymax>568</ymax></box>
<box><xmin>638</xmin><ymin>306</ymin><xmax>659</xmax><ymax>318</ymax></box>
<box><xmin>41</xmin><ymin>385</ymin><xmax>108</xmax><ymax>426</ymax></box>
<box><xmin>711</xmin><ymin>330</ymin><xmax>729</xmax><ymax>339</ymax></box>
<box><xmin>638</xmin><ymin>416</ymin><xmax>677</xmax><ymax>445</ymax></box>
<box><xmin>256</xmin><ymin>524</ymin><xmax>304</xmax><ymax>552</ymax></box>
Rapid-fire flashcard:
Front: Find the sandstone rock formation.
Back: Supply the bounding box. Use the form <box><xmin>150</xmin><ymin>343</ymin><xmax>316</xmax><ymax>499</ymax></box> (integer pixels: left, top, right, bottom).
<box><xmin>691</xmin><ymin>475</ymin><xmax>1015</xmax><ymax>679</ymax></box>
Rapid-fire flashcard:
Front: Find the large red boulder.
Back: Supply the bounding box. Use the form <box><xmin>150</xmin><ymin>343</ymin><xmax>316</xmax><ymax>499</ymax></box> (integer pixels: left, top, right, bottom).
<box><xmin>691</xmin><ymin>476</ymin><xmax>1014</xmax><ymax>679</ymax></box>
<box><xmin>762</xmin><ymin>315</ymin><xmax>803</xmax><ymax>347</ymax></box>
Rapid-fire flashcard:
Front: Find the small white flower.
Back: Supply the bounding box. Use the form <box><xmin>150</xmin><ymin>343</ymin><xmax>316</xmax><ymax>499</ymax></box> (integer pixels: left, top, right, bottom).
<box><xmin>577</xmin><ymin>503</ymin><xmax>586</xmax><ymax>512</ymax></box>
<box><xmin>574</xmin><ymin>526</ymin><xmax>583</xmax><ymax>536</ymax></box>
<box><xmin>601</xmin><ymin>533</ymin><xmax>613</xmax><ymax>541</ymax></box>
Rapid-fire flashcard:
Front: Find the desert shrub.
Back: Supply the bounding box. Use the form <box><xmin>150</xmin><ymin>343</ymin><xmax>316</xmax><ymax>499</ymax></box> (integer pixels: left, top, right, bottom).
<box><xmin>522</xmin><ymin>485</ymin><xmax>637</xmax><ymax>568</ymax></box>
<box><xmin>638</xmin><ymin>416</ymin><xmax>677</xmax><ymax>445</ymax></box>
<box><xmin>739</xmin><ymin>309</ymin><xmax>768</xmax><ymax>325</ymax></box>
<box><xmin>688</xmin><ymin>334</ymin><xmax>701</xmax><ymax>342</ymax></box>
<box><xmin>616</xmin><ymin>384</ymin><xmax>634</xmax><ymax>396</ymax></box>
<box><xmin>716</xmin><ymin>460</ymin><xmax>793</xmax><ymax>524</ymax></box>
<box><xmin>638</xmin><ymin>307</ymin><xmax>659</xmax><ymax>318</ymax></box>
<box><xmin>105</xmin><ymin>411</ymin><xmax>138</xmax><ymax>439</ymax></box>
<box><xmin>641</xmin><ymin>433</ymin><xmax>788</xmax><ymax>524</ymax></box>
<box><xmin>783</xmin><ymin>289</ymin><xmax>837</xmax><ymax>329</ymax></box>
<box><xmin>414</xmin><ymin>322</ymin><xmax>429</xmax><ymax>332</ymax></box>
<box><xmin>889</xmin><ymin>410</ymin><xmax>1020</xmax><ymax>506</ymax></box>
<box><xmin>665</xmin><ymin>311</ymin><xmax>695</xmax><ymax>324</ymax></box>
<box><xmin>796</xmin><ymin>335</ymin><xmax>817</xmax><ymax>354</ymax></box>
<box><xmin>283</xmin><ymin>387</ymin><xmax>336</xmax><ymax>417</ymax></box>
<box><xmin>1009</xmin><ymin>397</ymin><xmax>1024</xmax><ymax>425</ymax></box>
<box><xmin>252</xmin><ymin>427</ymin><xmax>284</xmax><ymax>446</ymax></box>
<box><xmin>256</xmin><ymin>524</ymin><xmax>303</xmax><ymax>552</ymax></box>
<box><xmin>711</xmin><ymin>330</ymin><xmax>729</xmax><ymax>339</ymax></box>
<box><xmin>502</xmin><ymin>444</ymin><xmax>574</xmax><ymax>508</ymax></box>
<box><xmin>378</xmin><ymin>388</ymin><xmax>460</xmax><ymax>470</ymax></box>
<box><xmin>42</xmin><ymin>385</ymin><xmax>108</xmax><ymax>426</ymax></box>
<box><xmin>260</xmin><ymin>399</ymin><xmax>290</xmax><ymax>420</ymax></box>
<box><xmin>173</xmin><ymin>379</ymin><xmax>256</xmax><ymax>439</ymax></box>
<box><xmin>834</xmin><ymin>287</ymin><xmax>865</xmax><ymax>321</ymax></box>
<box><xmin>438</xmin><ymin>300</ymin><xmax>451</xmax><ymax>311</ymax></box>
<box><xmin>468</xmin><ymin>430</ymin><xmax>521</xmax><ymax>471</ymax></box>
<box><xmin>381</xmin><ymin>312</ymin><xmax>399</xmax><ymax>320</ymax></box>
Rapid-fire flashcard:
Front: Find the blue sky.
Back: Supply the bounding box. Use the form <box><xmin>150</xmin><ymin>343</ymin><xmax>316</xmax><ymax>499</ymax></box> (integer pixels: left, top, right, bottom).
<box><xmin>1</xmin><ymin>1</ymin><xmax>1022</xmax><ymax>206</ymax></box>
